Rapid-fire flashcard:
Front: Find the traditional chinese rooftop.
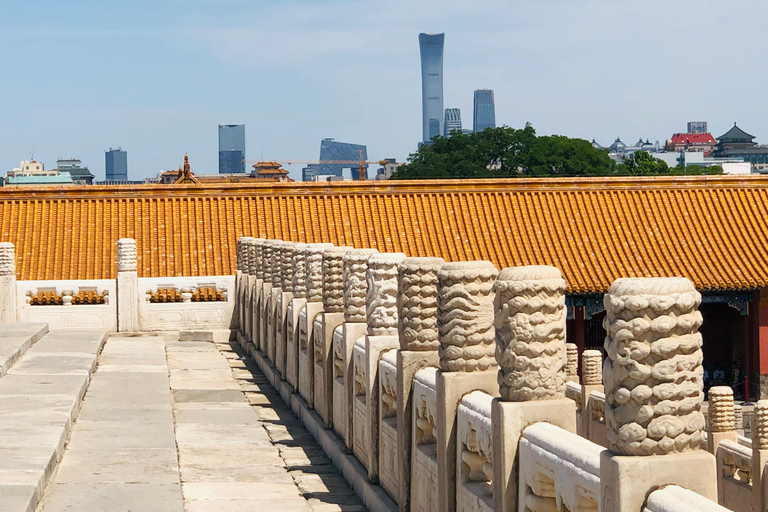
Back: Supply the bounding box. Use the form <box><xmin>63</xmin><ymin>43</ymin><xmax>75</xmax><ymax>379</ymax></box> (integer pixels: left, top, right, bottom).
<box><xmin>1</xmin><ymin>174</ymin><xmax>767</xmax><ymax>293</ymax></box>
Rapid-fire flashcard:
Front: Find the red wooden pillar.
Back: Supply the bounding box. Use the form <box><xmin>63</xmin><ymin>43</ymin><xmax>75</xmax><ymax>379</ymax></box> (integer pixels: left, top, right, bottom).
<box><xmin>574</xmin><ymin>305</ymin><xmax>585</xmax><ymax>377</ymax></box>
<box><xmin>755</xmin><ymin>288</ymin><xmax>768</xmax><ymax>400</ymax></box>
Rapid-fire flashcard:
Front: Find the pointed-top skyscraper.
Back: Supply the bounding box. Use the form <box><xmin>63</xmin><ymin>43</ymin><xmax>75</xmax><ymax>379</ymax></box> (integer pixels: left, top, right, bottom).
<box><xmin>419</xmin><ymin>33</ymin><xmax>445</xmax><ymax>144</ymax></box>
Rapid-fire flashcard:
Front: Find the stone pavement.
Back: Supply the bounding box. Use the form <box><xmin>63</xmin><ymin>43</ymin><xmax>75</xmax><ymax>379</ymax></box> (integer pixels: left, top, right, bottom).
<box><xmin>35</xmin><ymin>333</ymin><xmax>365</xmax><ymax>512</ymax></box>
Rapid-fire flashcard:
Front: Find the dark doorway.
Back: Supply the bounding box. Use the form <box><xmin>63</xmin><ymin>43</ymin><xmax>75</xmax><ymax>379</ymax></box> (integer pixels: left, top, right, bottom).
<box><xmin>699</xmin><ymin>303</ymin><xmax>747</xmax><ymax>399</ymax></box>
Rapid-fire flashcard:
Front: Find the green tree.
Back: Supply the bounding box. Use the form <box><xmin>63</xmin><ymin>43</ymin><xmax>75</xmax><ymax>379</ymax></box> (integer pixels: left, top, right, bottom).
<box><xmin>617</xmin><ymin>151</ymin><xmax>670</xmax><ymax>175</ymax></box>
<box><xmin>391</xmin><ymin>125</ymin><xmax>612</xmax><ymax>179</ymax></box>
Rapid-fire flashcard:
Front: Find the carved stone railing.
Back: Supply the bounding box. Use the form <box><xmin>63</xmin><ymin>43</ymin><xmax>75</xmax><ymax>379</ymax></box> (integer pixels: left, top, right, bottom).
<box><xmin>586</xmin><ymin>391</ymin><xmax>607</xmax><ymax>447</ymax></box>
<box><xmin>137</xmin><ymin>276</ymin><xmax>234</xmax><ymax>330</ymax></box>
<box><xmin>412</xmin><ymin>367</ymin><xmax>439</xmax><ymax>512</ymax></box>
<box><xmin>644</xmin><ymin>485</ymin><xmax>734</xmax><ymax>512</ymax></box>
<box><xmin>17</xmin><ymin>279</ymin><xmax>116</xmax><ymax>330</ymax></box>
<box><xmin>456</xmin><ymin>391</ymin><xmax>494</xmax><ymax>512</ymax></box>
<box><xmin>378</xmin><ymin>349</ymin><xmax>399</xmax><ymax>501</ymax></box>
<box><xmin>519</xmin><ymin>422</ymin><xmax>601</xmax><ymax>512</ymax></box>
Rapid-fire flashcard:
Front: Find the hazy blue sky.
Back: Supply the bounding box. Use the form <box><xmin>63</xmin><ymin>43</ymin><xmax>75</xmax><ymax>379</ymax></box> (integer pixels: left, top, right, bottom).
<box><xmin>1</xmin><ymin>0</ymin><xmax>766</xmax><ymax>181</ymax></box>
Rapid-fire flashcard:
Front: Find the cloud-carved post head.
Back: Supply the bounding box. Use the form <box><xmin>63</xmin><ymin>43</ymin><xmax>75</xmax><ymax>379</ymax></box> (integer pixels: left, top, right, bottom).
<box><xmin>261</xmin><ymin>240</ymin><xmax>278</xmax><ymax>285</ymax></box>
<box><xmin>603</xmin><ymin>277</ymin><xmax>705</xmax><ymax>455</ymax></box>
<box><xmin>343</xmin><ymin>248</ymin><xmax>378</xmax><ymax>323</ymax></box>
<box><xmin>0</xmin><ymin>242</ymin><xmax>15</xmax><ymax>277</ymax></box>
<box><xmin>322</xmin><ymin>247</ymin><xmax>349</xmax><ymax>313</ymax></box>
<box><xmin>582</xmin><ymin>350</ymin><xmax>603</xmax><ymax>387</ymax></box>
<box><xmin>306</xmin><ymin>243</ymin><xmax>334</xmax><ymax>303</ymax></box>
<box><xmin>290</xmin><ymin>243</ymin><xmax>309</xmax><ymax>298</ymax></box>
<box><xmin>566</xmin><ymin>343</ymin><xmax>579</xmax><ymax>381</ymax></box>
<box><xmin>253</xmin><ymin>238</ymin><xmax>266</xmax><ymax>279</ymax></box>
<box><xmin>397</xmin><ymin>257</ymin><xmax>445</xmax><ymax>351</ymax></box>
<box><xmin>280</xmin><ymin>241</ymin><xmax>296</xmax><ymax>291</ymax></box>
<box><xmin>708</xmin><ymin>386</ymin><xmax>734</xmax><ymax>433</ymax></box>
<box><xmin>366</xmin><ymin>253</ymin><xmax>406</xmax><ymax>337</ymax></box>
<box><xmin>493</xmin><ymin>265</ymin><xmax>567</xmax><ymax>401</ymax></box>
<box><xmin>236</xmin><ymin>238</ymin><xmax>245</xmax><ymax>272</ymax></box>
<box><xmin>437</xmin><ymin>261</ymin><xmax>498</xmax><ymax>372</ymax></box>
<box><xmin>117</xmin><ymin>238</ymin><xmax>137</xmax><ymax>272</ymax></box>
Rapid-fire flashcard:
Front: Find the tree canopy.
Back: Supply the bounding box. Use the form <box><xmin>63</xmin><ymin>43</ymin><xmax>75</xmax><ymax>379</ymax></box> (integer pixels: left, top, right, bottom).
<box><xmin>390</xmin><ymin>125</ymin><xmax>724</xmax><ymax>179</ymax></box>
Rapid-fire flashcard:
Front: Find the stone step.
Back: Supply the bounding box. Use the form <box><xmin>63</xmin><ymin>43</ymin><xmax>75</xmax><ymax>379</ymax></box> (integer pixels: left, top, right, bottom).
<box><xmin>0</xmin><ymin>327</ymin><xmax>108</xmax><ymax>512</ymax></box>
<box><xmin>0</xmin><ymin>323</ymin><xmax>49</xmax><ymax>377</ymax></box>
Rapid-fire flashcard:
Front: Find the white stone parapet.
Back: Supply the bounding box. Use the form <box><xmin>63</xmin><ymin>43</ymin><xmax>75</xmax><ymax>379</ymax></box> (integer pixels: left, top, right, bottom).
<box><xmin>322</xmin><ymin>247</ymin><xmax>348</xmax><ymax>313</ymax></box>
<box><xmin>305</xmin><ymin>243</ymin><xmax>333</xmax><ymax>303</ymax></box>
<box><xmin>436</xmin><ymin>261</ymin><xmax>498</xmax><ymax>373</ymax></box>
<box><xmin>493</xmin><ymin>265</ymin><xmax>567</xmax><ymax>401</ymax></box>
<box><xmin>343</xmin><ymin>248</ymin><xmax>378</xmax><ymax>323</ymax></box>
<box><xmin>366</xmin><ymin>253</ymin><xmax>406</xmax><ymax>337</ymax></box>
<box><xmin>0</xmin><ymin>242</ymin><xmax>16</xmax><ymax>277</ymax></box>
<box><xmin>603</xmin><ymin>277</ymin><xmax>705</xmax><ymax>456</ymax></box>
<box><xmin>117</xmin><ymin>238</ymin><xmax>137</xmax><ymax>272</ymax></box>
<box><xmin>397</xmin><ymin>257</ymin><xmax>444</xmax><ymax>352</ymax></box>
<box><xmin>644</xmin><ymin>485</ymin><xmax>733</xmax><ymax>512</ymax></box>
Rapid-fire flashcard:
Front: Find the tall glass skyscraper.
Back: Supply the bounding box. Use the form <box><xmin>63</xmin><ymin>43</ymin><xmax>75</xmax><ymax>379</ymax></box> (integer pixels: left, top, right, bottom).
<box><xmin>419</xmin><ymin>33</ymin><xmax>445</xmax><ymax>144</ymax></box>
<box><xmin>473</xmin><ymin>89</ymin><xmax>496</xmax><ymax>133</ymax></box>
<box><xmin>105</xmin><ymin>148</ymin><xmax>128</xmax><ymax>181</ymax></box>
<box><xmin>443</xmin><ymin>108</ymin><xmax>462</xmax><ymax>137</ymax></box>
<box><xmin>218</xmin><ymin>124</ymin><xmax>246</xmax><ymax>173</ymax></box>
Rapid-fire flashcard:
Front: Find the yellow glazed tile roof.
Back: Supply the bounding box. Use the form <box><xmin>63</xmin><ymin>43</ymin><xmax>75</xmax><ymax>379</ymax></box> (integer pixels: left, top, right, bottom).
<box><xmin>1</xmin><ymin>175</ymin><xmax>767</xmax><ymax>294</ymax></box>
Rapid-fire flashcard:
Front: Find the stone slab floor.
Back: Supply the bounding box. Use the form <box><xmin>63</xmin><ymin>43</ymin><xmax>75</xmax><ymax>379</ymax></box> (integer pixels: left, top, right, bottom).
<box><xmin>36</xmin><ymin>334</ymin><xmax>365</xmax><ymax>512</ymax></box>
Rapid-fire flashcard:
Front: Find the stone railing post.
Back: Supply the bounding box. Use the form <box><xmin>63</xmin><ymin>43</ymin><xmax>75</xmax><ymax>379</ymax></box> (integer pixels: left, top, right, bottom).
<box><xmin>565</xmin><ymin>342</ymin><xmax>579</xmax><ymax>383</ymax></box>
<box><xmin>314</xmin><ymin>246</ymin><xmax>349</xmax><ymax>427</ymax></box>
<box><xmin>247</xmin><ymin>238</ymin><xmax>265</xmax><ymax>358</ymax></box>
<box><xmin>234</xmin><ymin>237</ymin><xmax>245</xmax><ymax>332</ymax></box>
<box><xmin>333</xmin><ymin>248</ymin><xmax>377</xmax><ymax>449</ymax></box>
<box><xmin>117</xmin><ymin>238</ymin><xmax>139</xmax><ymax>332</ymax></box>
<box><xmin>708</xmin><ymin>386</ymin><xmax>737</xmax><ymax>454</ymax></box>
<box><xmin>753</xmin><ymin>400</ymin><xmax>768</xmax><ymax>509</ymax></box>
<box><xmin>259</xmin><ymin>239</ymin><xmax>277</xmax><ymax>356</ymax></box>
<box><xmin>285</xmin><ymin>243</ymin><xmax>308</xmax><ymax>390</ymax></box>
<box><xmin>275</xmin><ymin>241</ymin><xmax>297</xmax><ymax>381</ymax></box>
<box><xmin>435</xmin><ymin>261</ymin><xmax>499</xmax><ymax>512</ymax></box>
<box><xmin>236</xmin><ymin>237</ymin><xmax>253</xmax><ymax>347</ymax></box>
<box><xmin>353</xmin><ymin>252</ymin><xmax>405</xmax><ymax>481</ymax></box>
<box><xmin>599</xmin><ymin>277</ymin><xmax>715</xmax><ymax>512</ymax></box>
<box><xmin>581</xmin><ymin>349</ymin><xmax>604</xmax><ymax>437</ymax></box>
<box><xmin>266</xmin><ymin>240</ymin><xmax>287</xmax><ymax>365</ymax></box>
<box><xmin>298</xmin><ymin>243</ymin><xmax>334</xmax><ymax>405</ymax></box>
<box><xmin>0</xmin><ymin>242</ymin><xmax>18</xmax><ymax>323</ymax></box>
<box><xmin>491</xmin><ymin>265</ymin><xmax>574</xmax><ymax>512</ymax></box>
<box><xmin>394</xmin><ymin>257</ymin><xmax>444</xmax><ymax>511</ymax></box>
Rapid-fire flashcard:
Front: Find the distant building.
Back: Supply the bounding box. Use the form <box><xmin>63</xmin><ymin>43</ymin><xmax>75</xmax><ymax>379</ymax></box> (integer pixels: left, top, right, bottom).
<box><xmin>105</xmin><ymin>148</ymin><xmax>128</xmax><ymax>181</ymax></box>
<box><xmin>375</xmin><ymin>159</ymin><xmax>401</xmax><ymax>180</ymax></box>
<box><xmin>302</xmin><ymin>139</ymin><xmax>368</xmax><ymax>181</ymax></box>
<box><xmin>443</xmin><ymin>108</ymin><xmax>462</xmax><ymax>137</ymax></box>
<box><xmin>57</xmin><ymin>158</ymin><xmax>94</xmax><ymax>185</ymax></box>
<box><xmin>664</xmin><ymin>133</ymin><xmax>717</xmax><ymax>153</ymax></box>
<box><xmin>473</xmin><ymin>89</ymin><xmax>496</xmax><ymax>133</ymax></box>
<box><xmin>687</xmin><ymin>122</ymin><xmax>708</xmax><ymax>134</ymax></box>
<box><xmin>218</xmin><ymin>124</ymin><xmax>246</xmax><ymax>174</ymax></box>
<box><xmin>607</xmin><ymin>137</ymin><xmax>658</xmax><ymax>163</ymax></box>
<box><xmin>419</xmin><ymin>33</ymin><xmax>445</xmax><ymax>144</ymax></box>
<box><xmin>4</xmin><ymin>161</ymin><xmax>75</xmax><ymax>186</ymax></box>
<box><xmin>713</xmin><ymin>123</ymin><xmax>768</xmax><ymax>172</ymax></box>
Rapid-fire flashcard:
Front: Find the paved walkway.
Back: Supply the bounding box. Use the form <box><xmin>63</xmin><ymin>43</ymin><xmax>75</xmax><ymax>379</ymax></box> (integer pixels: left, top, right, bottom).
<box><xmin>36</xmin><ymin>334</ymin><xmax>364</xmax><ymax>512</ymax></box>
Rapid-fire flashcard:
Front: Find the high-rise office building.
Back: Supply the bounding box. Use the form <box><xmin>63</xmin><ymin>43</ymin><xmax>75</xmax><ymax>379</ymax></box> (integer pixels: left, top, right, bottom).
<box><xmin>443</xmin><ymin>108</ymin><xmax>462</xmax><ymax>137</ymax></box>
<box><xmin>302</xmin><ymin>138</ymin><xmax>368</xmax><ymax>181</ymax></box>
<box><xmin>218</xmin><ymin>124</ymin><xmax>246</xmax><ymax>173</ymax></box>
<box><xmin>105</xmin><ymin>148</ymin><xmax>128</xmax><ymax>181</ymax></box>
<box><xmin>419</xmin><ymin>33</ymin><xmax>445</xmax><ymax>144</ymax></box>
<box><xmin>473</xmin><ymin>89</ymin><xmax>496</xmax><ymax>133</ymax></box>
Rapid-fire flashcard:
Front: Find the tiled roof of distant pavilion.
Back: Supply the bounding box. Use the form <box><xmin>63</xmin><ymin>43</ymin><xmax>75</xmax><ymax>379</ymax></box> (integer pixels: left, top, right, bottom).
<box><xmin>0</xmin><ymin>175</ymin><xmax>767</xmax><ymax>294</ymax></box>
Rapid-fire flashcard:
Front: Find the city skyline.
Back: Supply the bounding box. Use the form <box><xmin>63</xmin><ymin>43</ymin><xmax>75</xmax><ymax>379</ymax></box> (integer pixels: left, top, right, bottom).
<box><xmin>1</xmin><ymin>1</ymin><xmax>767</xmax><ymax>181</ymax></box>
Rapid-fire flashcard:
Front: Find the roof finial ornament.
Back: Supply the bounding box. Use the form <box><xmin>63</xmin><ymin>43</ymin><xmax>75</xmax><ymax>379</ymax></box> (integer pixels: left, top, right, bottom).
<box><xmin>174</xmin><ymin>154</ymin><xmax>200</xmax><ymax>185</ymax></box>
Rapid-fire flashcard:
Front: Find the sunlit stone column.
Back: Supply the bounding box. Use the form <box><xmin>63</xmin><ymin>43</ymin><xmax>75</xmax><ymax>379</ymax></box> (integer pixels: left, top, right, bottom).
<box><xmin>248</xmin><ymin>238</ymin><xmax>266</xmax><ymax>357</ymax></box>
<box><xmin>491</xmin><ymin>265</ymin><xmax>575</xmax><ymax>512</ymax></box>
<box><xmin>333</xmin><ymin>247</ymin><xmax>377</xmax><ymax>449</ymax></box>
<box><xmin>298</xmin><ymin>243</ymin><xmax>334</xmax><ymax>405</ymax></box>
<box><xmin>274</xmin><ymin>241</ymin><xmax>296</xmax><ymax>378</ymax></box>
<box><xmin>117</xmin><ymin>238</ymin><xmax>139</xmax><ymax>332</ymax></box>
<box><xmin>0</xmin><ymin>242</ymin><xmax>17</xmax><ymax>323</ymax></box>
<box><xmin>285</xmin><ymin>242</ymin><xmax>308</xmax><ymax>389</ymax></box>
<box><xmin>314</xmin><ymin>246</ymin><xmax>349</xmax><ymax>427</ymax></box>
<box><xmin>434</xmin><ymin>261</ymin><xmax>499</xmax><ymax>512</ymax></box>
<box><xmin>394</xmin><ymin>256</ymin><xmax>444</xmax><ymax>511</ymax></box>
<box><xmin>259</xmin><ymin>239</ymin><xmax>277</xmax><ymax>356</ymax></box>
<box><xmin>599</xmin><ymin>277</ymin><xmax>715</xmax><ymax>512</ymax></box>
<box><xmin>352</xmin><ymin>252</ymin><xmax>405</xmax><ymax>481</ymax></box>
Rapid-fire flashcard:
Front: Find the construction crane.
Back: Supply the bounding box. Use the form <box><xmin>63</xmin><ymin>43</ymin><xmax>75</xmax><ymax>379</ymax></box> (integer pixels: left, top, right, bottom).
<box><xmin>245</xmin><ymin>150</ymin><xmax>388</xmax><ymax>180</ymax></box>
